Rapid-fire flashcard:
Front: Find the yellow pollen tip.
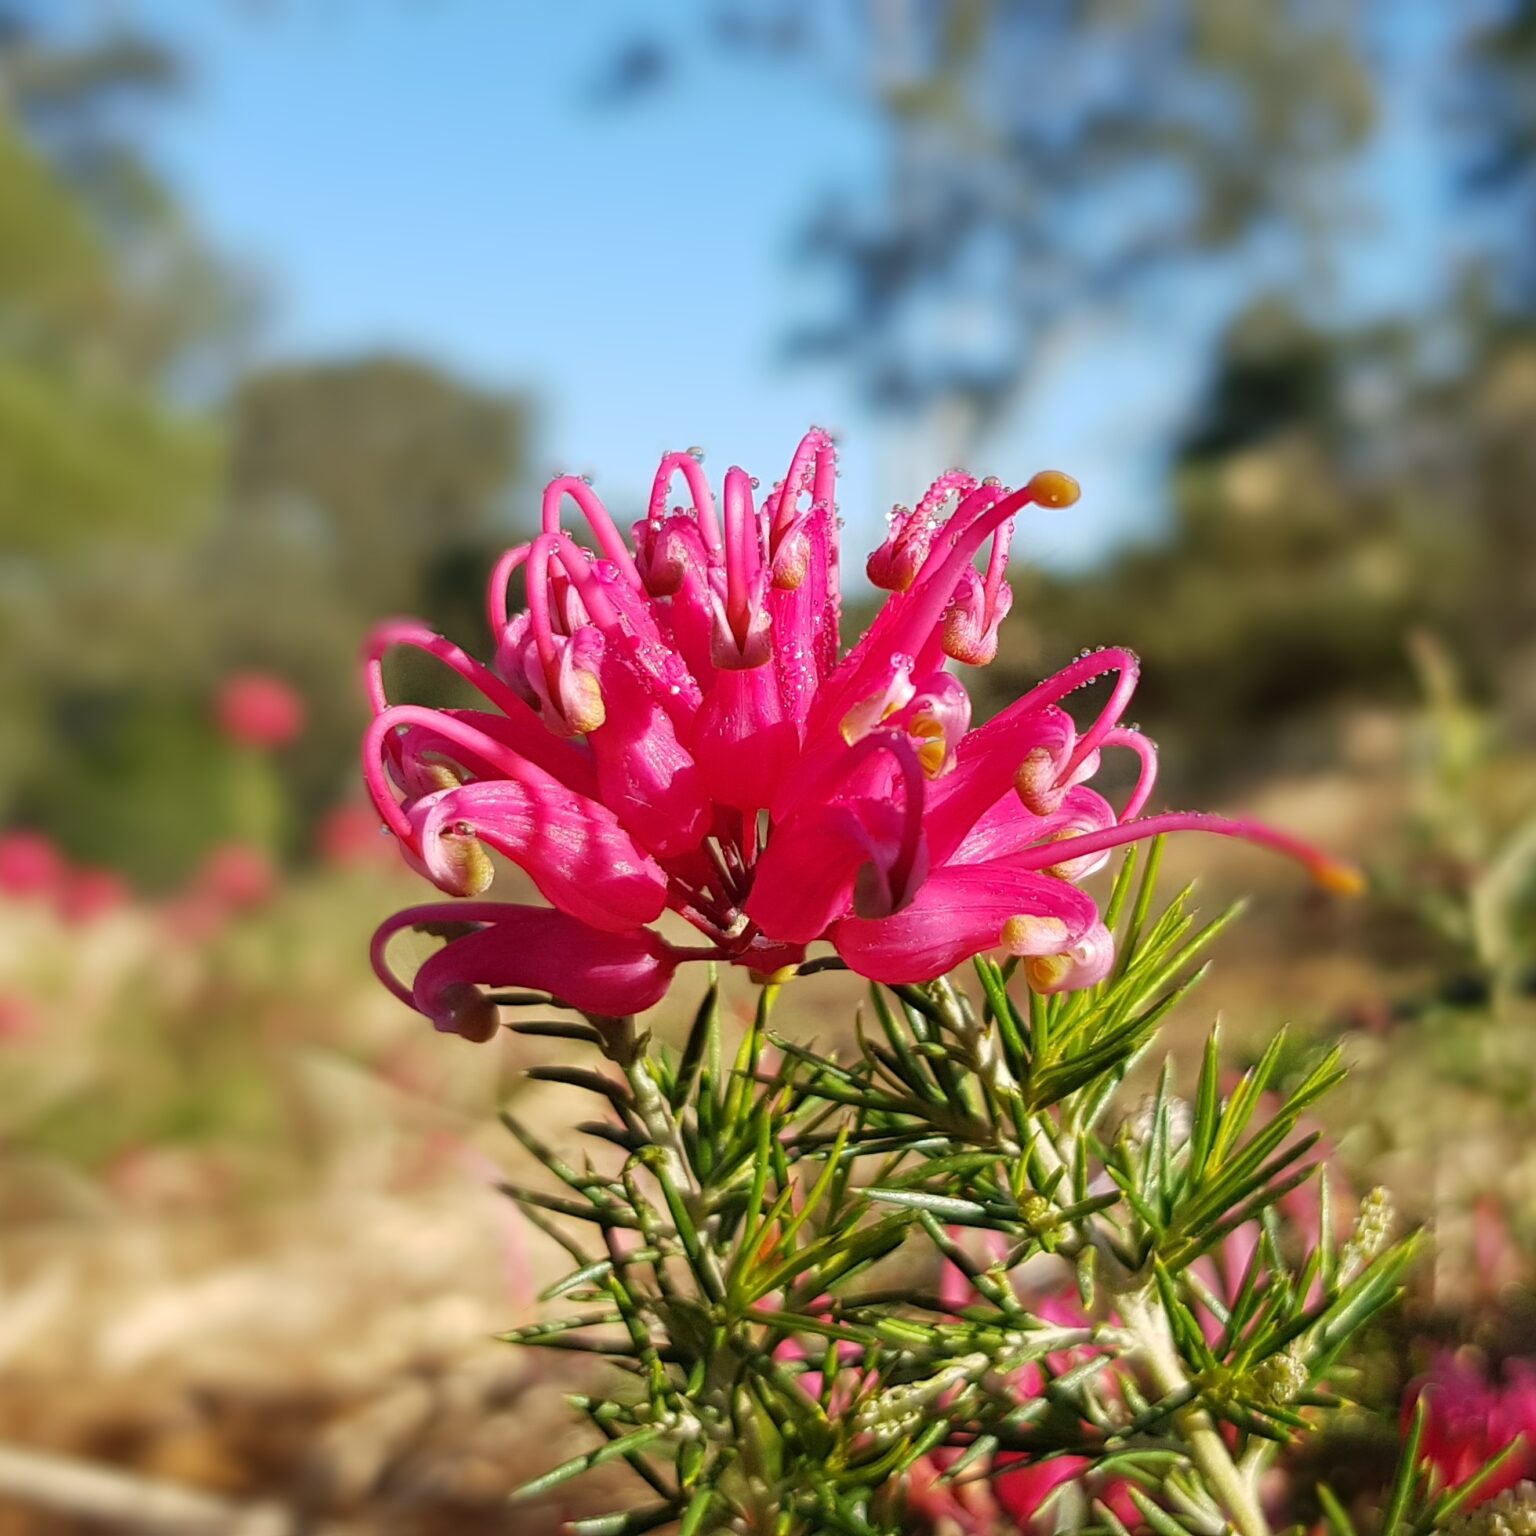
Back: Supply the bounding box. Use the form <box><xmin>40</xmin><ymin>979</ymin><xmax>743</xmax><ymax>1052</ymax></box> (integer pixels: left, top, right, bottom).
<box><xmin>1023</xmin><ymin>952</ymin><xmax>1072</xmax><ymax>994</ymax></box>
<box><xmin>565</xmin><ymin>674</ymin><xmax>607</xmax><ymax>735</ymax></box>
<box><xmin>749</xmin><ymin>964</ymin><xmax>799</xmax><ymax>986</ymax></box>
<box><xmin>1313</xmin><ymin>859</ymin><xmax>1367</xmax><ymax>897</ymax></box>
<box><xmin>909</xmin><ymin>715</ymin><xmax>947</xmax><ymax>777</ymax></box>
<box><xmin>443</xmin><ymin>831</ymin><xmax>495</xmax><ymax>898</ymax></box>
<box><xmin>1000</xmin><ymin>913</ymin><xmax>1070</xmax><ymax>955</ymax></box>
<box><xmin>1027</xmin><ymin>470</ymin><xmax>1080</xmax><ymax>509</ymax></box>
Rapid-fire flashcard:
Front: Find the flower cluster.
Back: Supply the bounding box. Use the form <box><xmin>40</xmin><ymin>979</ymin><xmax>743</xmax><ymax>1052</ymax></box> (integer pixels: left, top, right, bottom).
<box><xmin>365</xmin><ymin>430</ymin><xmax>1359</xmax><ymax>1036</ymax></box>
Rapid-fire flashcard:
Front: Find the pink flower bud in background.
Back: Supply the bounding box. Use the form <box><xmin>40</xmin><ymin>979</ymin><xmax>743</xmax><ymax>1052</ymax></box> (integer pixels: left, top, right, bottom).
<box><xmin>194</xmin><ymin>842</ymin><xmax>277</xmax><ymax>913</ymax></box>
<box><xmin>0</xmin><ymin>993</ymin><xmax>38</xmax><ymax>1042</ymax></box>
<box><xmin>1409</xmin><ymin>1353</ymin><xmax>1536</xmax><ymax>1503</ymax></box>
<box><xmin>316</xmin><ymin>803</ymin><xmax>392</xmax><ymax>868</ymax></box>
<box><xmin>55</xmin><ymin>867</ymin><xmax>129</xmax><ymax>927</ymax></box>
<box><xmin>0</xmin><ymin>830</ymin><xmax>64</xmax><ymax>899</ymax></box>
<box><xmin>215</xmin><ymin>671</ymin><xmax>306</xmax><ymax>749</ymax></box>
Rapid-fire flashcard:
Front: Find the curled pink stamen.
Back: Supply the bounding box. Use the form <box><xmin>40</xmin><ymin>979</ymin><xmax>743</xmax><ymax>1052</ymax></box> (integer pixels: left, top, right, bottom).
<box><xmin>486</xmin><ymin>544</ymin><xmax>532</xmax><ymax>642</ymax></box>
<box><xmin>542</xmin><ymin>475</ymin><xmax>643</xmax><ymax>588</ymax></box>
<box><xmin>649</xmin><ymin>451</ymin><xmax>721</xmax><ymax>557</ymax></box>
<box><xmin>1101</xmin><ymin>727</ymin><xmax>1159</xmax><ymax>820</ymax></box>
<box><xmin>364</xmin><ymin>618</ymin><xmax>531</xmax><ymax>721</ymax></box>
<box><xmin>772</xmin><ymin>426</ymin><xmax>836</xmax><ymax>543</ymax></box>
<box><xmin>364</xmin><ymin>704</ymin><xmax>556</xmax><ymax>845</ymax></box>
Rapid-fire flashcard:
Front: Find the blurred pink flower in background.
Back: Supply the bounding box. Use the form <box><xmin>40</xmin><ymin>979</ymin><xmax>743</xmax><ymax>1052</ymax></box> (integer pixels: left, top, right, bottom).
<box><xmin>316</xmin><ymin>802</ymin><xmax>392</xmax><ymax>869</ymax></box>
<box><xmin>0</xmin><ymin>830</ymin><xmax>64</xmax><ymax>899</ymax></box>
<box><xmin>215</xmin><ymin>670</ymin><xmax>306</xmax><ymax>749</ymax></box>
<box><xmin>161</xmin><ymin>842</ymin><xmax>279</xmax><ymax>942</ymax></box>
<box><xmin>54</xmin><ymin>866</ymin><xmax>130</xmax><ymax>927</ymax></box>
<box><xmin>1410</xmin><ymin>1352</ymin><xmax>1536</xmax><ymax>1501</ymax></box>
<box><xmin>0</xmin><ymin>992</ymin><xmax>38</xmax><ymax>1042</ymax></box>
<box><xmin>194</xmin><ymin>842</ymin><xmax>278</xmax><ymax>913</ymax></box>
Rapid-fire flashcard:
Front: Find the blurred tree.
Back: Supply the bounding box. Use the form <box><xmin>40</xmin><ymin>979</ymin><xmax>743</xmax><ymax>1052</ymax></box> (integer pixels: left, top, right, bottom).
<box><xmin>973</xmin><ymin>293</ymin><xmax>1536</xmax><ymax>788</ymax></box>
<box><xmin>1459</xmin><ymin>0</ymin><xmax>1536</xmax><ymax>308</ymax></box>
<box><xmin>0</xmin><ymin>12</ymin><xmax>530</xmax><ymax>885</ymax></box>
<box><xmin>0</xmin><ymin>111</ymin><xmax>219</xmax><ymax>559</ymax></box>
<box><xmin>210</xmin><ymin>355</ymin><xmax>528</xmax><ymax>831</ymax></box>
<box><xmin>0</xmin><ymin>12</ymin><xmax>228</xmax><ymax>830</ymax></box>
<box><xmin>603</xmin><ymin>0</ymin><xmax>1376</xmax><ymax>458</ymax></box>
<box><xmin>226</xmin><ymin>356</ymin><xmax>525</xmax><ymax>626</ymax></box>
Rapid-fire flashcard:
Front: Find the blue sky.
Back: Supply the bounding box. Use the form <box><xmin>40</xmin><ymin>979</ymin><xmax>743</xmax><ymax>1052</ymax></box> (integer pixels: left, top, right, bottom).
<box><xmin>119</xmin><ymin>1</ymin><xmax>1458</xmax><ymax>569</ymax></box>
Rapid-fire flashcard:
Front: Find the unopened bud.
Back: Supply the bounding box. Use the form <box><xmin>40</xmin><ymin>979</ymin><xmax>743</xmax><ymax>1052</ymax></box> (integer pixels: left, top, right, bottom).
<box><xmin>1340</xmin><ymin>1185</ymin><xmax>1393</xmax><ymax>1279</ymax></box>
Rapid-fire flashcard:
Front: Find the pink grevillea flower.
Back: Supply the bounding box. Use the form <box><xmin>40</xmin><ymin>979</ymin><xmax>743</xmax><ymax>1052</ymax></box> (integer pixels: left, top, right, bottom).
<box><xmin>365</xmin><ymin>430</ymin><xmax>1361</xmax><ymax>1037</ymax></box>
<box><xmin>0</xmin><ymin>830</ymin><xmax>63</xmax><ymax>900</ymax></box>
<box><xmin>216</xmin><ymin>671</ymin><xmax>306</xmax><ymax>749</ymax></box>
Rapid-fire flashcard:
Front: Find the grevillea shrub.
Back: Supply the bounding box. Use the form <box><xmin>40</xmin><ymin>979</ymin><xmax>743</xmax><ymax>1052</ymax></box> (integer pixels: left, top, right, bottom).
<box><xmin>363</xmin><ymin>432</ymin><xmax>1505</xmax><ymax>1535</ymax></box>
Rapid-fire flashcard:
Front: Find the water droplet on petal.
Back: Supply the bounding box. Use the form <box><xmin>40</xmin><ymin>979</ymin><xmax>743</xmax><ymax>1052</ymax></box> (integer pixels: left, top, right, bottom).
<box><xmin>687</xmin><ymin>446</ymin><xmax>706</xmax><ymax>462</ymax></box>
<box><xmin>593</xmin><ymin>559</ymin><xmax>620</xmax><ymax>584</ymax></box>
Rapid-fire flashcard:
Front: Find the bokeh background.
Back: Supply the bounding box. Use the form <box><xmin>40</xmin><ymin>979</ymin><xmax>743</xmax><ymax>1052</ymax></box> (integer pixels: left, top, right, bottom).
<box><xmin>1</xmin><ymin>3</ymin><xmax>1534</xmax><ymax>1532</ymax></box>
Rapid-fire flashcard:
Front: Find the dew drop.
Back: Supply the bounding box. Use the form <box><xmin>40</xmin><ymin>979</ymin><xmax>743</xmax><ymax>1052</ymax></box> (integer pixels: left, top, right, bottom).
<box><xmin>687</xmin><ymin>446</ymin><xmax>706</xmax><ymax>462</ymax></box>
<box><xmin>593</xmin><ymin>559</ymin><xmax>620</xmax><ymax>584</ymax></box>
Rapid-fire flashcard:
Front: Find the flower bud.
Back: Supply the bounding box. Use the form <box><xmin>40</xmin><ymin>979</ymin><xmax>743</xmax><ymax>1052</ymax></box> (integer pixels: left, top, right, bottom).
<box><xmin>632</xmin><ymin>513</ymin><xmax>706</xmax><ymax>597</ymax></box>
<box><xmin>941</xmin><ymin>566</ymin><xmax>1013</xmax><ymax>666</ymax></box>
<box><xmin>431</xmin><ymin>981</ymin><xmax>501</xmax><ymax>1043</ymax></box>
<box><xmin>769</xmin><ymin>519</ymin><xmax>811</xmax><ymax>591</ymax></box>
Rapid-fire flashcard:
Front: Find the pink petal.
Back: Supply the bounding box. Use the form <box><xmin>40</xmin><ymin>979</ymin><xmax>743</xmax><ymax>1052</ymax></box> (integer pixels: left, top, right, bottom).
<box><xmin>830</xmin><ymin>860</ymin><xmax>1099</xmax><ymax>983</ymax></box>
<box><xmin>410</xmin><ymin>779</ymin><xmax>668</xmax><ymax>930</ymax></box>
<box><xmin>691</xmin><ymin>663</ymin><xmax>801</xmax><ymax>814</ymax></box>
<box><xmin>586</xmin><ymin>649</ymin><xmax>711</xmax><ymax>858</ymax></box>
<box><xmin>746</xmin><ymin>800</ymin><xmax>903</xmax><ymax>946</ymax></box>
<box><xmin>374</xmin><ymin>902</ymin><xmax>677</xmax><ymax>1034</ymax></box>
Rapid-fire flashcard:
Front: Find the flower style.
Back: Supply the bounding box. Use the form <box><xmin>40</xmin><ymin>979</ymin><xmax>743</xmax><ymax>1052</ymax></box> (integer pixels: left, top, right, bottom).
<box><xmin>366</xmin><ymin>430</ymin><xmax>1361</xmax><ymax>1036</ymax></box>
